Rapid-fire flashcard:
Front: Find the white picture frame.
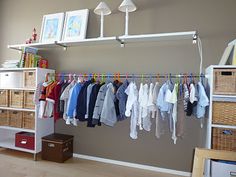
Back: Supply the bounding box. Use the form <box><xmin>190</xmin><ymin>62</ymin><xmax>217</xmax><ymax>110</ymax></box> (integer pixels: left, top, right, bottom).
<box><xmin>62</xmin><ymin>9</ymin><xmax>89</xmax><ymax>42</ymax></box>
<box><xmin>40</xmin><ymin>13</ymin><xmax>65</xmax><ymax>43</ymax></box>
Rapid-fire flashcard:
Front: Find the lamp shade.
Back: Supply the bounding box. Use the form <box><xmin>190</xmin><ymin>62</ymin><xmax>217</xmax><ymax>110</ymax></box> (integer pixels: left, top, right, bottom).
<box><xmin>94</xmin><ymin>2</ymin><xmax>111</xmax><ymax>15</ymax></box>
<box><xmin>118</xmin><ymin>0</ymin><xmax>137</xmax><ymax>12</ymax></box>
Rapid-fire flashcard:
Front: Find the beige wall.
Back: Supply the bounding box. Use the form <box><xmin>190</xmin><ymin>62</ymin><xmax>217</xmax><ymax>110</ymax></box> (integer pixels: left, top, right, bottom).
<box><xmin>0</xmin><ymin>0</ymin><xmax>236</xmax><ymax>172</ymax></box>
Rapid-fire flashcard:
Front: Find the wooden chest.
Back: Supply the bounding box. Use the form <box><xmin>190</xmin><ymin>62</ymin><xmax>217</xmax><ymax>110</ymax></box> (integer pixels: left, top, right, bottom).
<box><xmin>42</xmin><ymin>133</ymin><xmax>73</xmax><ymax>163</ymax></box>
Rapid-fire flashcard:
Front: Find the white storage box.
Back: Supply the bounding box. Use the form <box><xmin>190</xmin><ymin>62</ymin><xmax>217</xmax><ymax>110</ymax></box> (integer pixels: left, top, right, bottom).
<box><xmin>0</xmin><ymin>72</ymin><xmax>23</xmax><ymax>88</ymax></box>
<box><xmin>211</xmin><ymin>160</ymin><xmax>236</xmax><ymax>177</ymax></box>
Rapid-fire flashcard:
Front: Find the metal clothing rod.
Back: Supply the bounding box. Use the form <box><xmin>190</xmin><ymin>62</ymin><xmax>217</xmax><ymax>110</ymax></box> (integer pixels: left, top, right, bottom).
<box><xmin>50</xmin><ymin>73</ymin><xmax>205</xmax><ymax>78</ymax></box>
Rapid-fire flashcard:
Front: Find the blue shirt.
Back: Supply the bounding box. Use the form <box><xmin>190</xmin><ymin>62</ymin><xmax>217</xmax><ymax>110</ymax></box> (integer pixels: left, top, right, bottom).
<box><xmin>196</xmin><ymin>82</ymin><xmax>209</xmax><ymax>118</ymax></box>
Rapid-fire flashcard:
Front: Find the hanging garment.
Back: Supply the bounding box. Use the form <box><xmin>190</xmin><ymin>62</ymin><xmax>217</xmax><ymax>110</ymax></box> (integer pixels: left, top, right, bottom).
<box><xmin>60</xmin><ymin>80</ymin><xmax>76</xmax><ymax>120</ymax></box>
<box><xmin>85</xmin><ymin>83</ymin><xmax>96</xmax><ymax>119</ymax></box>
<box><xmin>142</xmin><ymin>83</ymin><xmax>151</xmax><ymax>132</ymax></box>
<box><xmin>92</xmin><ymin>83</ymin><xmax>108</xmax><ymax>125</ymax></box>
<box><xmin>39</xmin><ymin>81</ymin><xmax>57</xmax><ymax>118</ymax></box>
<box><xmin>66</xmin><ymin>82</ymin><xmax>83</xmax><ymax>119</ymax></box>
<box><xmin>34</xmin><ymin>82</ymin><xmax>43</xmax><ymax>105</ymax></box>
<box><xmin>125</xmin><ymin>81</ymin><xmax>139</xmax><ymax>139</ymax></box>
<box><xmin>113</xmin><ymin>80</ymin><xmax>123</xmax><ymax>119</ymax></box>
<box><xmin>116</xmin><ymin>80</ymin><xmax>129</xmax><ymax>121</ymax></box>
<box><xmin>157</xmin><ymin>83</ymin><xmax>172</xmax><ymax>119</ymax></box>
<box><xmin>147</xmin><ymin>82</ymin><xmax>155</xmax><ymax>117</ymax></box>
<box><xmin>164</xmin><ymin>81</ymin><xmax>174</xmax><ymax>132</ymax></box>
<box><xmin>186</xmin><ymin>83</ymin><xmax>198</xmax><ymax>116</ymax></box>
<box><xmin>76</xmin><ymin>80</ymin><xmax>93</xmax><ymax>121</ymax></box>
<box><xmin>46</xmin><ymin>82</ymin><xmax>63</xmax><ymax>121</ymax></box>
<box><xmin>138</xmin><ymin>83</ymin><xmax>144</xmax><ymax>130</ymax></box>
<box><xmin>183</xmin><ymin>83</ymin><xmax>189</xmax><ymax>111</ymax></box>
<box><xmin>58</xmin><ymin>81</ymin><xmax>69</xmax><ymax>118</ymax></box>
<box><xmin>196</xmin><ymin>82</ymin><xmax>209</xmax><ymax>118</ymax></box>
<box><xmin>151</xmin><ymin>82</ymin><xmax>164</xmax><ymax>139</ymax></box>
<box><xmin>87</xmin><ymin>83</ymin><xmax>103</xmax><ymax>127</ymax></box>
<box><xmin>100</xmin><ymin>83</ymin><xmax>117</xmax><ymax>127</ymax></box>
<box><xmin>176</xmin><ymin>83</ymin><xmax>186</xmax><ymax>138</ymax></box>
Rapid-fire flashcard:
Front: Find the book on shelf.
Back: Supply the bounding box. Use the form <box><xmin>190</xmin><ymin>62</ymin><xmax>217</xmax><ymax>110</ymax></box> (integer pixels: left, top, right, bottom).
<box><xmin>19</xmin><ymin>47</ymin><xmax>48</xmax><ymax>68</ymax></box>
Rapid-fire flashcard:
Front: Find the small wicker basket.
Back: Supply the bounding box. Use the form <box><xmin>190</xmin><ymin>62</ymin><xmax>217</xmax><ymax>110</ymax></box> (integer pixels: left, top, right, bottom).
<box><xmin>22</xmin><ymin>112</ymin><xmax>35</xmax><ymax>130</ymax></box>
<box><xmin>9</xmin><ymin>110</ymin><xmax>22</xmax><ymax>128</ymax></box>
<box><xmin>212</xmin><ymin>101</ymin><xmax>236</xmax><ymax>126</ymax></box>
<box><xmin>213</xmin><ymin>69</ymin><xmax>236</xmax><ymax>95</ymax></box>
<box><xmin>212</xmin><ymin>128</ymin><xmax>236</xmax><ymax>152</ymax></box>
<box><xmin>0</xmin><ymin>90</ymin><xmax>9</xmax><ymax>107</ymax></box>
<box><xmin>24</xmin><ymin>71</ymin><xmax>36</xmax><ymax>88</ymax></box>
<box><xmin>0</xmin><ymin>110</ymin><xmax>9</xmax><ymax>126</ymax></box>
<box><xmin>23</xmin><ymin>91</ymin><xmax>35</xmax><ymax>109</ymax></box>
<box><xmin>9</xmin><ymin>90</ymin><xmax>24</xmax><ymax>108</ymax></box>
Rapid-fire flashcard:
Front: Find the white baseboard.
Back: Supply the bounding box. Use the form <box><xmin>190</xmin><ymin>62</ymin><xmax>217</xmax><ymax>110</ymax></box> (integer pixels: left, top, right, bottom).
<box><xmin>73</xmin><ymin>153</ymin><xmax>191</xmax><ymax>177</ymax></box>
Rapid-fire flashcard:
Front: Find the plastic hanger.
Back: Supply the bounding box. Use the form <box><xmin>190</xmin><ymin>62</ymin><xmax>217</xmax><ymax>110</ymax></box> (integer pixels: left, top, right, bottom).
<box><xmin>141</xmin><ymin>74</ymin><xmax>144</xmax><ymax>83</ymax></box>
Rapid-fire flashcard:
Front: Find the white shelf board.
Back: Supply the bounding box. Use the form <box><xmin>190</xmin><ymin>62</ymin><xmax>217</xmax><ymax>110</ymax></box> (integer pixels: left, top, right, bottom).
<box><xmin>209</xmin><ymin>65</ymin><xmax>236</xmax><ymax>69</ymax></box>
<box><xmin>0</xmin><ymin>88</ymin><xmax>35</xmax><ymax>91</ymax></box>
<box><xmin>0</xmin><ymin>138</ymin><xmax>35</xmax><ymax>153</ymax></box>
<box><xmin>212</xmin><ymin>95</ymin><xmax>236</xmax><ymax>102</ymax></box>
<box><xmin>0</xmin><ymin>107</ymin><xmax>35</xmax><ymax>112</ymax></box>
<box><xmin>0</xmin><ymin>67</ymin><xmax>37</xmax><ymax>71</ymax></box>
<box><xmin>59</xmin><ymin>36</ymin><xmax>119</xmax><ymax>47</ymax></box>
<box><xmin>228</xmin><ymin>39</ymin><xmax>236</xmax><ymax>46</ymax></box>
<box><xmin>212</xmin><ymin>124</ymin><xmax>236</xmax><ymax>129</ymax></box>
<box><xmin>0</xmin><ymin>126</ymin><xmax>35</xmax><ymax>133</ymax></box>
<box><xmin>8</xmin><ymin>31</ymin><xmax>198</xmax><ymax>51</ymax></box>
<box><xmin>119</xmin><ymin>31</ymin><xmax>197</xmax><ymax>43</ymax></box>
<box><xmin>8</xmin><ymin>42</ymin><xmax>59</xmax><ymax>51</ymax></box>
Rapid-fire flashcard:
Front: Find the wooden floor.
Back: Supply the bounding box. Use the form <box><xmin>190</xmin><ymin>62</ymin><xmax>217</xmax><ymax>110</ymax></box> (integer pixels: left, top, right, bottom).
<box><xmin>0</xmin><ymin>148</ymin><xmax>185</xmax><ymax>177</ymax></box>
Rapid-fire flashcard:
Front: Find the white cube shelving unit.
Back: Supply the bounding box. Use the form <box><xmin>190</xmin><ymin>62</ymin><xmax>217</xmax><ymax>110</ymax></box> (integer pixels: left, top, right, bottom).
<box><xmin>0</xmin><ymin>67</ymin><xmax>55</xmax><ymax>160</ymax></box>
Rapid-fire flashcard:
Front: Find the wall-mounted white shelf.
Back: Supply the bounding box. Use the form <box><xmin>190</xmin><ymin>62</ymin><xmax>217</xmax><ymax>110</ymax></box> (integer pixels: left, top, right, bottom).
<box><xmin>8</xmin><ymin>31</ymin><xmax>197</xmax><ymax>51</ymax></box>
<box><xmin>8</xmin><ymin>42</ymin><xmax>59</xmax><ymax>51</ymax></box>
<box><xmin>0</xmin><ymin>67</ymin><xmax>37</xmax><ymax>71</ymax></box>
<box><xmin>119</xmin><ymin>31</ymin><xmax>196</xmax><ymax>44</ymax></box>
<box><xmin>59</xmin><ymin>36</ymin><xmax>119</xmax><ymax>47</ymax></box>
<box><xmin>228</xmin><ymin>39</ymin><xmax>236</xmax><ymax>46</ymax></box>
<box><xmin>0</xmin><ymin>88</ymin><xmax>35</xmax><ymax>91</ymax></box>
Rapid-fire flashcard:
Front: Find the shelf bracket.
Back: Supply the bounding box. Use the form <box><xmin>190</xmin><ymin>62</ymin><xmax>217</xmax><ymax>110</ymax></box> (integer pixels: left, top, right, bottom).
<box><xmin>55</xmin><ymin>41</ymin><xmax>67</xmax><ymax>51</ymax></box>
<box><xmin>115</xmin><ymin>37</ymin><xmax>125</xmax><ymax>48</ymax></box>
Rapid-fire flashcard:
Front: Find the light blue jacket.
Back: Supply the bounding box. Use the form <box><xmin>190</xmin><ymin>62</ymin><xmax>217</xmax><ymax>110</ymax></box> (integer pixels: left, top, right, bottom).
<box><xmin>67</xmin><ymin>82</ymin><xmax>83</xmax><ymax>118</ymax></box>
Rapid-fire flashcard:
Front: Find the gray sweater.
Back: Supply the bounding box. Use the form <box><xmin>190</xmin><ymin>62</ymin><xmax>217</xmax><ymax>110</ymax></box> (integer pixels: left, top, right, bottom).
<box><xmin>100</xmin><ymin>83</ymin><xmax>117</xmax><ymax>126</ymax></box>
<box><xmin>92</xmin><ymin>84</ymin><xmax>108</xmax><ymax>125</ymax></box>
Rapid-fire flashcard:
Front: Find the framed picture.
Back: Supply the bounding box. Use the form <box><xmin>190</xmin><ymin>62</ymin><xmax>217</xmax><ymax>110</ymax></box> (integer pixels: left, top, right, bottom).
<box><xmin>62</xmin><ymin>9</ymin><xmax>89</xmax><ymax>42</ymax></box>
<box><xmin>40</xmin><ymin>13</ymin><xmax>65</xmax><ymax>43</ymax></box>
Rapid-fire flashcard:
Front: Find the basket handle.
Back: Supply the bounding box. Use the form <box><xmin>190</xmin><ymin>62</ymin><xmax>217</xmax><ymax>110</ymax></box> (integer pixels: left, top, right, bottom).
<box><xmin>21</xmin><ymin>139</ymin><xmax>27</xmax><ymax>144</ymax></box>
<box><xmin>222</xmin><ymin>130</ymin><xmax>233</xmax><ymax>135</ymax></box>
<box><xmin>221</xmin><ymin>71</ymin><xmax>233</xmax><ymax>76</ymax></box>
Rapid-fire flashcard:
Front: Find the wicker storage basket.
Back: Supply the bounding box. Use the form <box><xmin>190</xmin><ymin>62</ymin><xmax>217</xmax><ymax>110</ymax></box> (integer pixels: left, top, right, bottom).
<box><xmin>213</xmin><ymin>69</ymin><xmax>236</xmax><ymax>95</ymax></box>
<box><xmin>24</xmin><ymin>71</ymin><xmax>36</xmax><ymax>88</ymax></box>
<box><xmin>212</xmin><ymin>128</ymin><xmax>236</xmax><ymax>152</ymax></box>
<box><xmin>9</xmin><ymin>110</ymin><xmax>22</xmax><ymax>128</ymax></box>
<box><xmin>0</xmin><ymin>110</ymin><xmax>9</xmax><ymax>126</ymax></box>
<box><xmin>0</xmin><ymin>89</ymin><xmax>9</xmax><ymax>107</ymax></box>
<box><xmin>22</xmin><ymin>112</ymin><xmax>35</xmax><ymax>130</ymax></box>
<box><xmin>9</xmin><ymin>90</ymin><xmax>24</xmax><ymax>108</ymax></box>
<box><xmin>23</xmin><ymin>91</ymin><xmax>35</xmax><ymax>109</ymax></box>
<box><xmin>212</xmin><ymin>101</ymin><xmax>236</xmax><ymax>126</ymax></box>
